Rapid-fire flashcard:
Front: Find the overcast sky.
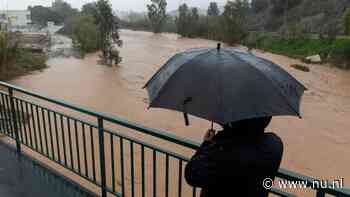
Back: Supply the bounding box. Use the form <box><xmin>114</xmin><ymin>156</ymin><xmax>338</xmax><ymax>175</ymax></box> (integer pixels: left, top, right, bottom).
<box><xmin>1</xmin><ymin>0</ymin><xmax>228</xmax><ymax>12</ymax></box>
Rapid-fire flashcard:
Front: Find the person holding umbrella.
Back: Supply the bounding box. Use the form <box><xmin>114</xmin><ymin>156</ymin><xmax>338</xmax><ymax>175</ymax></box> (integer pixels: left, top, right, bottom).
<box><xmin>144</xmin><ymin>44</ymin><xmax>306</xmax><ymax>197</ymax></box>
<box><xmin>184</xmin><ymin>117</ymin><xmax>283</xmax><ymax>197</ymax></box>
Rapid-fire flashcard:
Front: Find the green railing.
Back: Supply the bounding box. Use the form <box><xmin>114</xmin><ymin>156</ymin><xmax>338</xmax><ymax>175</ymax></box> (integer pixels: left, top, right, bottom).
<box><xmin>0</xmin><ymin>81</ymin><xmax>349</xmax><ymax>197</ymax></box>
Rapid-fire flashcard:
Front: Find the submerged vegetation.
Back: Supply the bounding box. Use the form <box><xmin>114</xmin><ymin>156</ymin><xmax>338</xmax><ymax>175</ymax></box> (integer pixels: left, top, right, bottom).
<box><xmin>31</xmin><ymin>0</ymin><xmax>122</xmax><ymax>65</ymax></box>
<box><xmin>71</xmin><ymin>15</ymin><xmax>99</xmax><ymax>53</ymax></box>
<box><xmin>0</xmin><ymin>32</ymin><xmax>47</xmax><ymax>80</ymax></box>
<box><xmin>70</xmin><ymin>0</ymin><xmax>123</xmax><ymax>65</ymax></box>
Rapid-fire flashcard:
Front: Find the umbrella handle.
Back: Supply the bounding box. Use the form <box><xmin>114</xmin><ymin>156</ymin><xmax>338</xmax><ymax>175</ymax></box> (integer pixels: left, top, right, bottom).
<box><xmin>183</xmin><ymin>113</ymin><xmax>190</xmax><ymax>126</ymax></box>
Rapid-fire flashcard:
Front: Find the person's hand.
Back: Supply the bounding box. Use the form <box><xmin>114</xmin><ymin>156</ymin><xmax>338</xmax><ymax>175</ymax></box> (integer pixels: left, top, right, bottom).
<box><xmin>203</xmin><ymin>129</ymin><xmax>216</xmax><ymax>141</ymax></box>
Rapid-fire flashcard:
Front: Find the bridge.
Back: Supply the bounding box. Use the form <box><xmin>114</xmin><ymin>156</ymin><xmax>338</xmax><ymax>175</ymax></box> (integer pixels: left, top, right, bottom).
<box><xmin>0</xmin><ymin>81</ymin><xmax>349</xmax><ymax>197</ymax></box>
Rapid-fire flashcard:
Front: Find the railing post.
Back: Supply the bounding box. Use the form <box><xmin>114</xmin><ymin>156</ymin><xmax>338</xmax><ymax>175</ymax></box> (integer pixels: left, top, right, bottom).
<box><xmin>98</xmin><ymin>117</ymin><xmax>107</xmax><ymax>197</ymax></box>
<box><xmin>8</xmin><ymin>87</ymin><xmax>21</xmax><ymax>154</ymax></box>
<box><xmin>316</xmin><ymin>190</ymin><xmax>325</xmax><ymax>197</ymax></box>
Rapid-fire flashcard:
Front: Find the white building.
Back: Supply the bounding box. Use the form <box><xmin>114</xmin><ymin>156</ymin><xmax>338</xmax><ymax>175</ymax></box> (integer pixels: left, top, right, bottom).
<box><xmin>0</xmin><ymin>10</ymin><xmax>32</xmax><ymax>31</ymax></box>
<box><xmin>0</xmin><ymin>15</ymin><xmax>9</xmax><ymax>31</ymax></box>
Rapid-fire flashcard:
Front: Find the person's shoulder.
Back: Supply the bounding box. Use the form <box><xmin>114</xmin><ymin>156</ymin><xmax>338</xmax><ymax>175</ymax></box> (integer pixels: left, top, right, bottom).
<box><xmin>264</xmin><ymin>132</ymin><xmax>282</xmax><ymax>141</ymax></box>
<box><xmin>262</xmin><ymin>132</ymin><xmax>284</xmax><ymax>151</ymax></box>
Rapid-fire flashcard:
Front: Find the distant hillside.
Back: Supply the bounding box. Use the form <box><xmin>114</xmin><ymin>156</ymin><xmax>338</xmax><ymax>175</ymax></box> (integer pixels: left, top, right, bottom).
<box><xmin>250</xmin><ymin>0</ymin><xmax>350</xmax><ymax>32</ymax></box>
<box><xmin>117</xmin><ymin>0</ymin><xmax>350</xmax><ymax>35</ymax></box>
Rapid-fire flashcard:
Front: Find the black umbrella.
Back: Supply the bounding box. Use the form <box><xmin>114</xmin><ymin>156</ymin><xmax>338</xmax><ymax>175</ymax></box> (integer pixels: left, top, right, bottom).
<box><xmin>144</xmin><ymin>44</ymin><xmax>306</xmax><ymax>126</ymax></box>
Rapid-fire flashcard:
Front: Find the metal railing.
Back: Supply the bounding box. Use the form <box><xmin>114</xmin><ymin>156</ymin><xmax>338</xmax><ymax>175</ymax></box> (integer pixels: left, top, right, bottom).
<box><xmin>0</xmin><ymin>81</ymin><xmax>349</xmax><ymax>197</ymax></box>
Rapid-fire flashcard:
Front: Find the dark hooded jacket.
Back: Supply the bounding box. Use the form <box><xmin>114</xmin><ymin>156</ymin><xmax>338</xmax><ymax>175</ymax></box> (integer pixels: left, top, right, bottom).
<box><xmin>184</xmin><ymin>117</ymin><xmax>283</xmax><ymax>197</ymax></box>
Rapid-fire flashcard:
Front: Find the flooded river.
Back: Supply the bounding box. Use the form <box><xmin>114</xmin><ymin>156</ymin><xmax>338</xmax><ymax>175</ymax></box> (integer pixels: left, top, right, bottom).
<box><xmin>9</xmin><ymin>30</ymin><xmax>350</xmax><ymax>193</ymax></box>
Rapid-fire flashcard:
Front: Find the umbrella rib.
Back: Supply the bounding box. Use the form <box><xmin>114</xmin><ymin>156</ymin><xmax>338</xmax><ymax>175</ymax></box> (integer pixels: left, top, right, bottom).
<box><xmin>224</xmin><ymin>49</ymin><xmax>302</xmax><ymax>117</ymax></box>
<box><xmin>148</xmin><ymin>48</ymin><xmax>215</xmax><ymax>107</ymax></box>
<box><xmin>213</xmin><ymin>50</ymin><xmax>224</xmax><ymax>123</ymax></box>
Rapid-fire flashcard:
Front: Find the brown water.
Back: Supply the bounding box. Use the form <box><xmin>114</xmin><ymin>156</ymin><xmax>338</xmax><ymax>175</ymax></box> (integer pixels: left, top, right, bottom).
<box><xmin>9</xmin><ymin>30</ymin><xmax>350</xmax><ymax>194</ymax></box>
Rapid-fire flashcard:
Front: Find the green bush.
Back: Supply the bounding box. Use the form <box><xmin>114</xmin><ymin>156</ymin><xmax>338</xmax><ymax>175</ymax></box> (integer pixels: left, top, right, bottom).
<box><xmin>247</xmin><ymin>32</ymin><xmax>350</xmax><ymax>69</ymax></box>
<box><xmin>343</xmin><ymin>8</ymin><xmax>350</xmax><ymax>36</ymax></box>
<box><xmin>15</xmin><ymin>50</ymin><xmax>47</xmax><ymax>70</ymax></box>
<box><xmin>0</xmin><ymin>31</ymin><xmax>47</xmax><ymax>80</ymax></box>
<box><xmin>72</xmin><ymin>15</ymin><xmax>99</xmax><ymax>54</ymax></box>
<box><xmin>328</xmin><ymin>38</ymin><xmax>350</xmax><ymax>68</ymax></box>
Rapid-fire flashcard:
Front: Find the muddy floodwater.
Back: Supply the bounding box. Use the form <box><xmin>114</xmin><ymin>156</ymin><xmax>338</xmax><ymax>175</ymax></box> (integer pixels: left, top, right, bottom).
<box><xmin>9</xmin><ymin>30</ymin><xmax>350</xmax><ymax>195</ymax></box>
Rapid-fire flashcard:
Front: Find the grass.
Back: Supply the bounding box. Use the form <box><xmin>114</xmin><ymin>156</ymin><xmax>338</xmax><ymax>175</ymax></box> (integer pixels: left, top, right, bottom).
<box><xmin>0</xmin><ymin>50</ymin><xmax>48</xmax><ymax>80</ymax></box>
<box><xmin>246</xmin><ymin>32</ymin><xmax>350</xmax><ymax>69</ymax></box>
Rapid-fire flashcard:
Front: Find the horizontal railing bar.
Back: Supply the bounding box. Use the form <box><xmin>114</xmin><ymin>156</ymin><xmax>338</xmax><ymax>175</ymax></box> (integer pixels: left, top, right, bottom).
<box><xmin>106</xmin><ymin>187</ymin><xmax>123</xmax><ymax>197</ymax></box>
<box><xmin>104</xmin><ymin>129</ymin><xmax>190</xmax><ymax>161</ymax></box>
<box><xmin>0</xmin><ymin>81</ymin><xmax>200</xmax><ymax>150</ymax></box>
<box><xmin>270</xmin><ymin>188</ymin><xmax>297</xmax><ymax>197</ymax></box>
<box><xmin>0</xmin><ymin>90</ymin><xmax>8</xmax><ymax>96</ymax></box>
<box><xmin>12</xmin><ymin>96</ymin><xmax>98</xmax><ymax>129</ymax></box>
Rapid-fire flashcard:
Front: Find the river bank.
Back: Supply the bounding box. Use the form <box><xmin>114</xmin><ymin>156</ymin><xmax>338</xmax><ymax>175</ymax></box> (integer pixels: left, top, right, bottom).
<box><xmin>0</xmin><ymin>31</ymin><xmax>47</xmax><ymax>80</ymax></box>
<box><xmin>8</xmin><ymin>30</ymin><xmax>350</xmax><ymax>195</ymax></box>
<box><xmin>245</xmin><ymin>32</ymin><xmax>350</xmax><ymax>69</ymax></box>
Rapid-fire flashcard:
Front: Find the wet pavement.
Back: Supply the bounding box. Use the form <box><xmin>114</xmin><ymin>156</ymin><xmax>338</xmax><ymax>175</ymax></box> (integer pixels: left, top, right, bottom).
<box><xmin>0</xmin><ymin>142</ymin><xmax>97</xmax><ymax>197</ymax></box>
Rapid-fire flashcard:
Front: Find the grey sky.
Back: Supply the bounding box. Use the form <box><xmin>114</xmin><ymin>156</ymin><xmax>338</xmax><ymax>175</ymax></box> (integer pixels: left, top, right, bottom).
<box><xmin>1</xmin><ymin>0</ymin><xmax>228</xmax><ymax>12</ymax></box>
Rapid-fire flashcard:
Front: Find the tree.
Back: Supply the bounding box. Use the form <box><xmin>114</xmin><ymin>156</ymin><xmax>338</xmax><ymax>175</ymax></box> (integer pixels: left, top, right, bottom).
<box><xmin>82</xmin><ymin>2</ymin><xmax>98</xmax><ymax>21</ymax></box>
<box><xmin>147</xmin><ymin>0</ymin><xmax>167</xmax><ymax>33</ymax></box>
<box><xmin>189</xmin><ymin>8</ymin><xmax>200</xmax><ymax>37</ymax></box>
<box><xmin>318</xmin><ymin>0</ymin><xmax>340</xmax><ymax>41</ymax></box>
<box><xmin>206</xmin><ymin>2</ymin><xmax>222</xmax><ymax>40</ymax></box>
<box><xmin>343</xmin><ymin>8</ymin><xmax>350</xmax><ymax>36</ymax></box>
<box><xmin>175</xmin><ymin>4</ymin><xmax>201</xmax><ymax>38</ymax></box>
<box><xmin>271</xmin><ymin>0</ymin><xmax>303</xmax><ymax>16</ymax></box>
<box><xmin>207</xmin><ymin>2</ymin><xmax>220</xmax><ymax>16</ymax></box>
<box><xmin>251</xmin><ymin>0</ymin><xmax>269</xmax><ymax>13</ymax></box>
<box><xmin>176</xmin><ymin>3</ymin><xmax>190</xmax><ymax>36</ymax></box>
<box><xmin>28</xmin><ymin>6</ymin><xmax>63</xmax><ymax>26</ymax></box>
<box><xmin>0</xmin><ymin>31</ymin><xmax>19</xmax><ymax>71</ymax></box>
<box><xmin>95</xmin><ymin>0</ymin><xmax>122</xmax><ymax>64</ymax></box>
<box><xmin>222</xmin><ymin>0</ymin><xmax>250</xmax><ymax>44</ymax></box>
<box><xmin>72</xmin><ymin>15</ymin><xmax>99</xmax><ymax>54</ymax></box>
<box><xmin>51</xmin><ymin>0</ymin><xmax>78</xmax><ymax>22</ymax></box>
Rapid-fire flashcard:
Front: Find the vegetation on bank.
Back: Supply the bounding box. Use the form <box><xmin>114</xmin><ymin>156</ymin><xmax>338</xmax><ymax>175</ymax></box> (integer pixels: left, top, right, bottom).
<box><xmin>0</xmin><ymin>32</ymin><xmax>47</xmax><ymax>80</ymax></box>
<box><xmin>28</xmin><ymin>0</ymin><xmax>350</xmax><ymax>69</ymax></box>
<box><xmin>245</xmin><ymin>33</ymin><xmax>350</xmax><ymax>68</ymax></box>
<box><xmin>71</xmin><ymin>15</ymin><xmax>99</xmax><ymax>53</ymax></box>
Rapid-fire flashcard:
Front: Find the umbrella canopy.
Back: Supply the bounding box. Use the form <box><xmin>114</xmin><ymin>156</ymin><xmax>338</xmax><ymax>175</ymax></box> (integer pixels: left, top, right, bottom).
<box><xmin>144</xmin><ymin>45</ymin><xmax>306</xmax><ymax>125</ymax></box>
